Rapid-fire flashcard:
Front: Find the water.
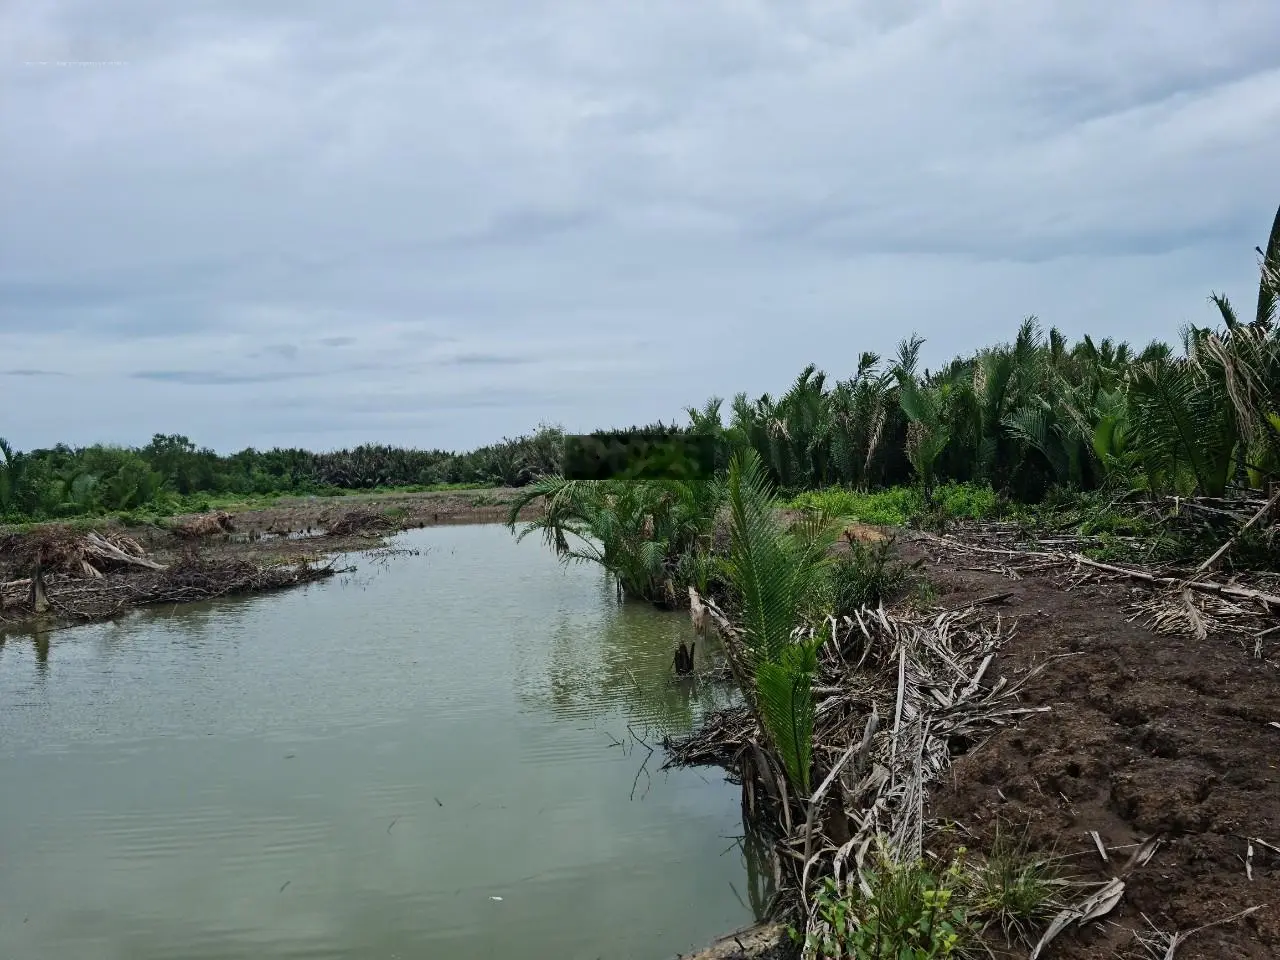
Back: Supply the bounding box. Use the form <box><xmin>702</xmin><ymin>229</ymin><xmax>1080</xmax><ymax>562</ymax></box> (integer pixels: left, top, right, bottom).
<box><xmin>0</xmin><ymin>525</ymin><xmax>762</xmax><ymax>960</ymax></box>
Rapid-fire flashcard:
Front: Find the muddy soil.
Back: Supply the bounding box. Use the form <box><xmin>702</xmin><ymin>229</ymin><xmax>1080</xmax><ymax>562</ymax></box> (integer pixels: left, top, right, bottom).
<box><xmin>904</xmin><ymin>535</ymin><xmax>1280</xmax><ymax>959</ymax></box>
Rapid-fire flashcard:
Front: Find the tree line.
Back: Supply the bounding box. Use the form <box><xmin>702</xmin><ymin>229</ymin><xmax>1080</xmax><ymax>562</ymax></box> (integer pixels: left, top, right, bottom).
<box><xmin>4</xmin><ymin>204</ymin><xmax>1277</xmax><ymax>523</ymax></box>
<box><xmin>0</xmin><ymin>427</ymin><xmax>564</xmax><ymax>521</ymax></box>
<box><xmin>696</xmin><ymin>205</ymin><xmax>1280</xmax><ymax>503</ymax></box>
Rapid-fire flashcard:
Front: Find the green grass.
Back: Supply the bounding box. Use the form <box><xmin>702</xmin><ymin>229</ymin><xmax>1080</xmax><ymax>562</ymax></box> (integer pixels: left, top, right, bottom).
<box><xmin>961</xmin><ymin>832</ymin><xmax>1065</xmax><ymax>946</ymax></box>
<box><xmin>784</xmin><ymin>483</ymin><xmax>999</xmax><ymax>527</ymax></box>
<box><xmin>798</xmin><ymin>833</ymin><xmax>1065</xmax><ymax>958</ymax></box>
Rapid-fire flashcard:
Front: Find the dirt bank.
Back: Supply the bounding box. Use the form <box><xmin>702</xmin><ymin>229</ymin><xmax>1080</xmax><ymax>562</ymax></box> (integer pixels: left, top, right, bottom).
<box><xmin>153</xmin><ymin>488</ymin><xmax>529</xmax><ymax>560</ymax></box>
<box><xmin>0</xmin><ymin>489</ymin><xmax>532</xmax><ymax>629</ymax></box>
<box><xmin>677</xmin><ymin>923</ymin><xmax>793</xmax><ymax>959</ymax></box>
<box><xmin>906</xmin><ymin>534</ymin><xmax>1279</xmax><ymax>959</ymax></box>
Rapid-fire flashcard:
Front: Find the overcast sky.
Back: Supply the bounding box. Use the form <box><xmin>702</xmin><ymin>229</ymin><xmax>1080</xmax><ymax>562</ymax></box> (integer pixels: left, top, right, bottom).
<box><xmin>2</xmin><ymin>1</ymin><xmax>1278</xmax><ymax>453</ymax></box>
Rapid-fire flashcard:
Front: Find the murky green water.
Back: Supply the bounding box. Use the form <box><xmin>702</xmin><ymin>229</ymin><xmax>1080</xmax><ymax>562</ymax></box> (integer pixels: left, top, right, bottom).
<box><xmin>0</xmin><ymin>525</ymin><xmax>760</xmax><ymax>960</ymax></box>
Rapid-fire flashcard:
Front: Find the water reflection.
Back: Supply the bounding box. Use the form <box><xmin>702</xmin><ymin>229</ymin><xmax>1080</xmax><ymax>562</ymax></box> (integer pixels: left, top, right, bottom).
<box><xmin>532</xmin><ymin>577</ymin><xmax>737</xmax><ymax>738</ymax></box>
<box><xmin>0</xmin><ymin>524</ymin><xmax>757</xmax><ymax>960</ymax></box>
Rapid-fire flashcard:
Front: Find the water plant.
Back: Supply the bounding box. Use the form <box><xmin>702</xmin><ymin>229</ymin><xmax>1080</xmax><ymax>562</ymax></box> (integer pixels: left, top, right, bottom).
<box><xmin>505</xmin><ymin>473</ymin><xmax>724</xmax><ymax>604</ymax></box>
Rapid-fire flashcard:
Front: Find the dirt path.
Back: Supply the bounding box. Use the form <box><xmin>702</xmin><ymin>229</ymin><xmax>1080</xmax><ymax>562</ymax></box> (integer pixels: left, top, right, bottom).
<box><xmin>904</xmin><ymin>535</ymin><xmax>1280</xmax><ymax>959</ymax></box>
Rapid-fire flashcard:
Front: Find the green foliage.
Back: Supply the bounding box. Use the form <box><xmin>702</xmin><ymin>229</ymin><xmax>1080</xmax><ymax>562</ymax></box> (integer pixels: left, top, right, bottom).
<box><xmin>826</xmin><ymin>538</ymin><xmax>922</xmax><ymax>614</ymax></box>
<box><xmin>674</xmin><ymin>546</ymin><xmax>722</xmax><ymax>597</ymax></box>
<box><xmin>723</xmin><ymin>451</ymin><xmax>846</xmax><ymax>792</ymax></box>
<box><xmin>0</xmin><ymin>438</ymin><xmax>22</xmax><ymax>516</ymax></box>
<box><xmin>962</xmin><ymin>837</ymin><xmax>1063</xmax><ymax>946</ymax></box>
<box><xmin>896</xmin><ymin>339</ymin><xmax>953</xmax><ymax>498</ymax></box>
<box><xmin>722</xmin><ymin>212</ymin><xmax>1280</xmax><ymax>501</ymax></box>
<box><xmin>563</xmin><ymin>425</ymin><xmax>716</xmax><ymax>482</ymax></box>
<box><xmin>0</xmin><ymin>426</ymin><xmax>565</xmax><ymax>523</ymax></box>
<box><xmin>1126</xmin><ymin>356</ymin><xmax>1237</xmax><ymax>496</ymax></box>
<box><xmin>803</xmin><ymin>851</ymin><xmax>971</xmax><ymax>959</ymax></box>
<box><xmin>506</xmin><ymin>472</ymin><xmax>724</xmax><ymax>604</ymax></box>
<box><xmin>786</xmin><ymin>484</ymin><xmax>998</xmax><ymax>528</ymax></box>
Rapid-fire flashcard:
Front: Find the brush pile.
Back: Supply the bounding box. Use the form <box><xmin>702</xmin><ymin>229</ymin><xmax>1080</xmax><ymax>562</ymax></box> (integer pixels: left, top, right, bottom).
<box><xmin>942</xmin><ymin>489</ymin><xmax>1278</xmax><ymax>563</ymax></box>
<box><xmin>132</xmin><ymin>553</ymin><xmax>336</xmax><ymax>607</ymax></box>
<box><xmin>325</xmin><ymin>507</ymin><xmax>398</xmax><ymax>537</ymax></box>
<box><xmin>916</xmin><ymin>496</ymin><xmax>1280</xmax><ymax>657</ymax></box>
<box><xmin>171</xmin><ymin>510</ymin><xmax>235</xmax><ymax>538</ymax></box>
<box><xmin>665</xmin><ymin>599</ymin><xmax>1048</xmax><ymax>921</ymax></box>
<box><xmin>1</xmin><ymin>552</ymin><xmax>337</xmax><ymax>622</ymax></box>
<box><xmin>0</xmin><ymin>526</ymin><xmax>165</xmax><ymax>579</ymax></box>
<box><xmin>0</xmin><ymin>523</ymin><xmax>337</xmax><ymax>623</ymax></box>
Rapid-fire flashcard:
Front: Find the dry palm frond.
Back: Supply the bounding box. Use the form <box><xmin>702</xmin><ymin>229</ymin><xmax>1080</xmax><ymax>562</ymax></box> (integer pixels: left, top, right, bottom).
<box><xmin>1133</xmin><ymin>905</ymin><xmax>1264</xmax><ymax>959</ymax></box>
<box><xmin>666</xmin><ymin>599</ymin><xmax>1050</xmax><ymax>931</ymax></box>
<box><xmin>325</xmin><ymin>507</ymin><xmax>398</xmax><ymax>537</ymax></box>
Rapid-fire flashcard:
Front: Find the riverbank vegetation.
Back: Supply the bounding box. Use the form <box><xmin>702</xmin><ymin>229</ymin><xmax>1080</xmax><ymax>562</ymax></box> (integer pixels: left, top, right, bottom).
<box><xmin>513</xmin><ymin>208</ymin><xmax>1280</xmax><ymax>958</ymax></box>
<box><xmin>511</xmin><ymin>207</ymin><xmax>1280</xmax><ymax>601</ymax></box>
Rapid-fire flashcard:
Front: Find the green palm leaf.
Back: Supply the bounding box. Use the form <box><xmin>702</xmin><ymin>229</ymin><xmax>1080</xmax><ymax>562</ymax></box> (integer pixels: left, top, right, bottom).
<box><xmin>723</xmin><ymin>450</ymin><xmax>845</xmax><ymax>792</ymax></box>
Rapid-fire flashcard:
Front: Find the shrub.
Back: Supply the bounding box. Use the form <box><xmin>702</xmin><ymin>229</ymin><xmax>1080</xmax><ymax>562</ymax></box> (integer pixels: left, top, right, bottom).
<box><xmin>786</xmin><ymin>483</ymin><xmax>998</xmax><ymax>528</ymax></box>
<box><xmin>802</xmin><ymin>850</ymin><xmax>971</xmax><ymax>959</ymax></box>
<box><xmin>961</xmin><ymin>830</ymin><xmax>1064</xmax><ymax>946</ymax></box>
<box><xmin>826</xmin><ymin>537</ymin><xmax>922</xmax><ymax>613</ymax></box>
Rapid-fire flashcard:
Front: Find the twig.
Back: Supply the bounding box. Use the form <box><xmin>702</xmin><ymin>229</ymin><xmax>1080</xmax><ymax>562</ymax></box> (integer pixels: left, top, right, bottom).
<box><xmin>1070</xmin><ymin>553</ymin><xmax>1280</xmax><ymax>608</ymax></box>
<box><xmin>1194</xmin><ymin>487</ymin><xmax>1280</xmax><ymax>575</ymax></box>
<box><xmin>942</xmin><ymin>591</ymin><xmax>1014</xmax><ymax>612</ymax></box>
<box><xmin>1089</xmin><ymin>830</ymin><xmax>1109</xmax><ymax>863</ymax></box>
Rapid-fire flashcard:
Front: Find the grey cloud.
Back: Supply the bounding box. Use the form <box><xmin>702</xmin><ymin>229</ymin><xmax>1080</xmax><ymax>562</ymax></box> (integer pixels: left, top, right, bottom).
<box><xmin>2</xmin><ymin>368</ymin><xmax>68</xmax><ymax>377</ymax></box>
<box><xmin>130</xmin><ymin>369</ymin><xmax>313</xmax><ymax>386</ymax></box>
<box><xmin>258</xmin><ymin>343</ymin><xmax>300</xmax><ymax>360</ymax></box>
<box><xmin>445</xmin><ymin>353</ymin><xmax>535</xmax><ymax>367</ymax></box>
<box><xmin>2</xmin><ymin>1</ymin><xmax>1277</xmax><ymax>451</ymax></box>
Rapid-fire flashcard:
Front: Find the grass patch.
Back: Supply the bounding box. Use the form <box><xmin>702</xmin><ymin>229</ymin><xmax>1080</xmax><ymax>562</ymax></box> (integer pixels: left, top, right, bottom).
<box><xmin>785</xmin><ymin>483</ymin><xmax>998</xmax><ymax>528</ymax></box>
<box><xmin>962</xmin><ymin>830</ymin><xmax>1065</xmax><ymax>946</ymax></box>
<box><xmin>798</xmin><ymin>834</ymin><xmax>1065</xmax><ymax>958</ymax></box>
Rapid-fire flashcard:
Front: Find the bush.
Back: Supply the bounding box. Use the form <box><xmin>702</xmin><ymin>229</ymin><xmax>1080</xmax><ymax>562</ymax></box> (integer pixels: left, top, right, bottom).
<box><xmin>826</xmin><ymin>537</ymin><xmax>921</xmax><ymax>613</ymax></box>
<box><xmin>802</xmin><ymin>850</ymin><xmax>971</xmax><ymax>959</ymax></box>
<box><xmin>788</xmin><ymin>486</ymin><xmax>920</xmax><ymax>526</ymax></box>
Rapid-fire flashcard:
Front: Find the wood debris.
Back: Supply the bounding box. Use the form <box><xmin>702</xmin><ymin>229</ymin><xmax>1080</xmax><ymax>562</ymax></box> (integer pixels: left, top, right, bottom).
<box><xmin>171</xmin><ymin>510</ymin><xmax>235</xmax><ymax>538</ymax></box>
<box><xmin>664</xmin><ymin>600</ymin><xmax>1049</xmax><ymax>925</ymax></box>
<box><xmin>915</xmin><ymin>527</ymin><xmax>1280</xmax><ymax>652</ymax></box>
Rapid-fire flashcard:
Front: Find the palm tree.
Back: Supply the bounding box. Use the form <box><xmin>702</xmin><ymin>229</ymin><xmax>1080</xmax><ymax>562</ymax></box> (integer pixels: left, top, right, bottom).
<box><xmin>0</xmin><ymin>438</ymin><xmax>22</xmax><ymax>516</ymax></box>
<box><xmin>507</xmin><ymin>473</ymin><xmax>725</xmax><ymax>604</ymax></box>
<box><xmin>893</xmin><ymin>338</ymin><xmax>952</xmax><ymax>501</ymax></box>
<box><xmin>722</xmin><ymin>450</ymin><xmax>845</xmax><ymax>793</ymax></box>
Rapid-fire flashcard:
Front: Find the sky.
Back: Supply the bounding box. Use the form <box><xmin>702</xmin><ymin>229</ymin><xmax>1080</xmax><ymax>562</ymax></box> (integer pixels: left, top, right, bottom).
<box><xmin>2</xmin><ymin>1</ymin><xmax>1278</xmax><ymax>454</ymax></box>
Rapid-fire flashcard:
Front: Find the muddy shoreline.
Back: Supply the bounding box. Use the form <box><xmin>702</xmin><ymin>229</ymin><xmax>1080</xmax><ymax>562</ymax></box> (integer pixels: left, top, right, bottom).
<box><xmin>0</xmin><ymin>489</ymin><xmax>533</xmax><ymax>630</ymax></box>
<box><xmin>911</xmin><ymin>534</ymin><xmax>1279</xmax><ymax>959</ymax></box>
<box><xmin>673</xmin><ymin>530</ymin><xmax>1277</xmax><ymax>960</ymax></box>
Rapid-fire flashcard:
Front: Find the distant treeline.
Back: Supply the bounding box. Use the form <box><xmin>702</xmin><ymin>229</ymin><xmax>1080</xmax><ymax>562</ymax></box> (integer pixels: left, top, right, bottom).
<box><xmin>698</xmin><ymin>205</ymin><xmax>1280</xmax><ymax>504</ymax></box>
<box><xmin>0</xmin><ymin>421</ymin><xmax>718</xmax><ymax>522</ymax></box>
<box><xmin>0</xmin><ymin>427</ymin><xmax>565</xmax><ymax>520</ymax></box>
<box><xmin>4</xmin><ymin>205</ymin><xmax>1277</xmax><ymax>523</ymax></box>
<box><xmin>563</xmin><ymin>426</ymin><xmax>717</xmax><ymax>482</ymax></box>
